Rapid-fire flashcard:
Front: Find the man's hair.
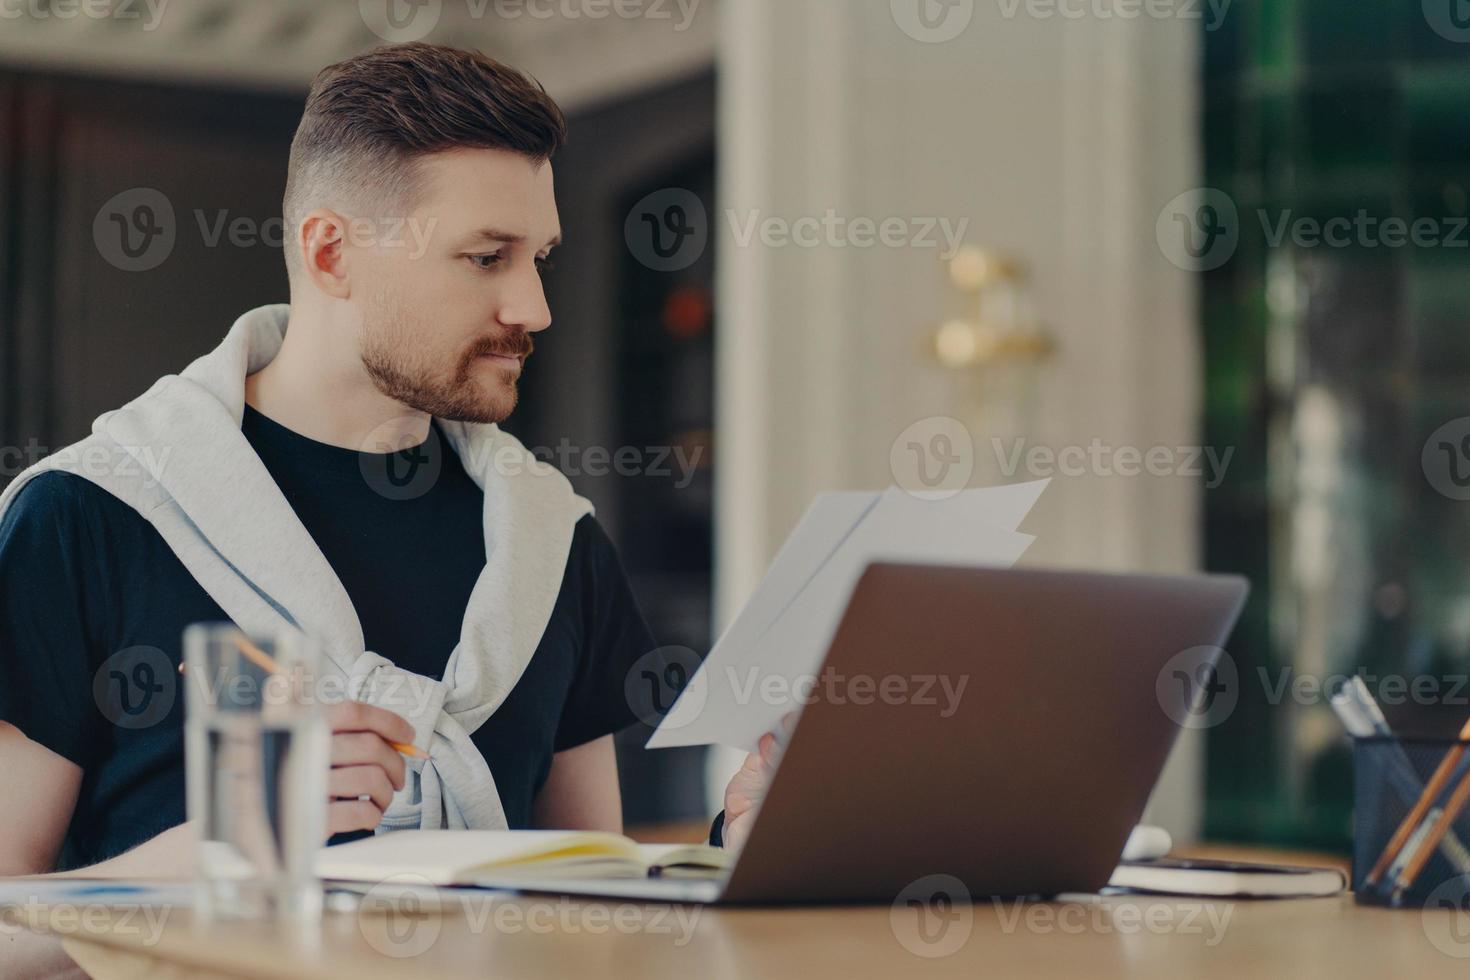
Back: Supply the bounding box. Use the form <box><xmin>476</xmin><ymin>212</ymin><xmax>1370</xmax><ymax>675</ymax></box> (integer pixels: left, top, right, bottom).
<box><xmin>282</xmin><ymin>42</ymin><xmax>566</xmax><ymax>279</ymax></box>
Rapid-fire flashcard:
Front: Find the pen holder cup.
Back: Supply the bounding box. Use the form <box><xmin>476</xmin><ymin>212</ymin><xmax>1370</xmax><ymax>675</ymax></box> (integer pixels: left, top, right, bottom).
<box><xmin>1353</xmin><ymin>736</ymin><xmax>1470</xmax><ymax>908</ymax></box>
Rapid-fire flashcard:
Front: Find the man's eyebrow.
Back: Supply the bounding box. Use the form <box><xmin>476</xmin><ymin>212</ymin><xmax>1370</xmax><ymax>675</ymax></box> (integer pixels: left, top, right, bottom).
<box><xmin>464</xmin><ymin>228</ymin><xmax>562</xmax><ymax>248</ymax></box>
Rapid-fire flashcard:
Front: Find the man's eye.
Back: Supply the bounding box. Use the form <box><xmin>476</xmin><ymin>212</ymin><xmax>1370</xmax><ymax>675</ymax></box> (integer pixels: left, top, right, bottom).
<box><xmin>536</xmin><ymin>256</ymin><xmax>555</xmax><ymax>275</ymax></box>
<box><xmin>469</xmin><ymin>253</ymin><xmax>503</xmax><ymax>271</ymax></box>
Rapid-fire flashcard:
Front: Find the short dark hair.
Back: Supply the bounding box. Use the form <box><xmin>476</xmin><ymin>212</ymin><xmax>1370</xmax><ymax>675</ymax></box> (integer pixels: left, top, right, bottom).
<box><xmin>282</xmin><ymin>42</ymin><xmax>566</xmax><ymax>278</ymax></box>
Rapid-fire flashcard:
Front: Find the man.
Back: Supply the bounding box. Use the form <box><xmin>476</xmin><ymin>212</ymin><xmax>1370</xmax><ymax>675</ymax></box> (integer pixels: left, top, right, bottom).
<box><xmin>0</xmin><ymin>42</ymin><xmax>770</xmax><ymax>929</ymax></box>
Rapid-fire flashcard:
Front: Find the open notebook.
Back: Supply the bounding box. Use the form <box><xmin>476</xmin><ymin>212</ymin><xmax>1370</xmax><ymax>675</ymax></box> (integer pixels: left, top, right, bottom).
<box><xmin>316</xmin><ymin>830</ymin><xmax>730</xmax><ymax>885</ymax></box>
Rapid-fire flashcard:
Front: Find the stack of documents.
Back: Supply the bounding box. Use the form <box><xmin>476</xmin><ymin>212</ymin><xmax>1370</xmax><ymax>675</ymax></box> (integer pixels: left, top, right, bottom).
<box><xmin>648</xmin><ymin>480</ymin><xmax>1048</xmax><ymax>751</ymax></box>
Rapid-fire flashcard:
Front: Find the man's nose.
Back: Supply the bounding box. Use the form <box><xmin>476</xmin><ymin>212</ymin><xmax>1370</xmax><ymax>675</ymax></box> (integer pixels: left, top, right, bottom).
<box><xmin>498</xmin><ymin>264</ymin><xmax>553</xmax><ymax>333</ymax></box>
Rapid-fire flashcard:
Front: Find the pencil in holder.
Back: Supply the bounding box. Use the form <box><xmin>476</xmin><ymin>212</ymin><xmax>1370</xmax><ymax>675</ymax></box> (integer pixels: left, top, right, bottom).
<box><xmin>1353</xmin><ymin>736</ymin><xmax>1470</xmax><ymax>907</ymax></box>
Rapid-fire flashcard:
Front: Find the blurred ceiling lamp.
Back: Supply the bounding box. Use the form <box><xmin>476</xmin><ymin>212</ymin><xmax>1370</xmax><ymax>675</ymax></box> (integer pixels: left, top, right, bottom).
<box><xmin>0</xmin><ymin>0</ymin><xmax>717</xmax><ymax>109</ymax></box>
<box><xmin>930</xmin><ymin>247</ymin><xmax>1054</xmax><ymax>371</ymax></box>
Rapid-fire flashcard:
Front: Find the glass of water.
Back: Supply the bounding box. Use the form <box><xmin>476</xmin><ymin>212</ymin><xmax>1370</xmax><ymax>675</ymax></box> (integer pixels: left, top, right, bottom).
<box><xmin>183</xmin><ymin>623</ymin><xmax>329</xmax><ymax>921</ymax></box>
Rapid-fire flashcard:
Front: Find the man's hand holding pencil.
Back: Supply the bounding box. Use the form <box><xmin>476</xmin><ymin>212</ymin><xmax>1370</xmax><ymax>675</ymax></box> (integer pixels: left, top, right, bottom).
<box><xmin>324</xmin><ymin>700</ymin><xmax>419</xmax><ymax>836</ymax></box>
<box><xmin>204</xmin><ymin>633</ymin><xmax>426</xmax><ymax>838</ymax></box>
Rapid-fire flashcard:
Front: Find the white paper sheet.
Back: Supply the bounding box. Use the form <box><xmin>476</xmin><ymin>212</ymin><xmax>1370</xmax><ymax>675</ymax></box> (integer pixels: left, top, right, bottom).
<box><xmin>647</xmin><ymin>480</ymin><xmax>1048</xmax><ymax>750</ymax></box>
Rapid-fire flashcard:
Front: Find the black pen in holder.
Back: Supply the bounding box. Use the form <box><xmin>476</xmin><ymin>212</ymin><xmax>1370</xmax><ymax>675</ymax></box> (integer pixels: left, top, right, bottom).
<box><xmin>1353</xmin><ymin>736</ymin><xmax>1470</xmax><ymax>907</ymax></box>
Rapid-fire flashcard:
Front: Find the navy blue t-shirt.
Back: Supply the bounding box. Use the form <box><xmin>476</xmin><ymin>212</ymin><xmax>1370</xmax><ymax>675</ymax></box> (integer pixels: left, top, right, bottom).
<box><xmin>0</xmin><ymin>405</ymin><xmax>655</xmax><ymax>869</ymax></box>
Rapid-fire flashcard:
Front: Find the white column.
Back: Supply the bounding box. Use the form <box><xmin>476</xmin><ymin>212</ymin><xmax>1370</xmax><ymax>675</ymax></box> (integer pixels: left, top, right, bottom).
<box><xmin>713</xmin><ymin>0</ymin><xmax>1204</xmax><ymax>836</ymax></box>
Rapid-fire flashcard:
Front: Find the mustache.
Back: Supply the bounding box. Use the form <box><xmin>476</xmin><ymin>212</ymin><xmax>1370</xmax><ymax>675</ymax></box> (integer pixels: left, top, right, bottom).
<box><xmin>466</xmin><ymin>332</ymin><xmax>534</xmax><ymax>361</ymax></box>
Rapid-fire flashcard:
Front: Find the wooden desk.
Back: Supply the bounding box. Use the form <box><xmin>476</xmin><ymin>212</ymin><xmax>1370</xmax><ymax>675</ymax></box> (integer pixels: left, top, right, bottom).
<box><xmin>16</xmin><ymin>866</ymin><xmax>1470</xmax><ymax>980</ymax></box>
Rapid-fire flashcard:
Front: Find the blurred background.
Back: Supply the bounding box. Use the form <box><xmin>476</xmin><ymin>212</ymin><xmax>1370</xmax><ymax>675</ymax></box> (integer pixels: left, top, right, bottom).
<box><xmin>1</xmin><ymin>0</ymin><xmax>1468</xmax><ymax>853</ymax></box>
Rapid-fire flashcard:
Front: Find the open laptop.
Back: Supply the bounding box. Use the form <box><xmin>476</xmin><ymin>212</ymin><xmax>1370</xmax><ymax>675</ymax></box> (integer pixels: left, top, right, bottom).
<box><xmin>477</xmin><ymin>562</ymin><xmax>1248</xmax><ymax>904</ymax></box>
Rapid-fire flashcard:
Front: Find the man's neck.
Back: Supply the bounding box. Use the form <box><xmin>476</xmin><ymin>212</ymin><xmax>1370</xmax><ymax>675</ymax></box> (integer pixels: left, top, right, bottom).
<box><xmin>243</xmin><ymin>310</ymin><xmax>431</xmax><ymax>453</ymax></box>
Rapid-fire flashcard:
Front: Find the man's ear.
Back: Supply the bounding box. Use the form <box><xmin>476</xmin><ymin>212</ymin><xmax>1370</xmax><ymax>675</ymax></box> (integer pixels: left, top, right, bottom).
<box><xmin>297</xmin><ymin>208</ymin><xmax>351</xmax><ymax>300</ymax></box>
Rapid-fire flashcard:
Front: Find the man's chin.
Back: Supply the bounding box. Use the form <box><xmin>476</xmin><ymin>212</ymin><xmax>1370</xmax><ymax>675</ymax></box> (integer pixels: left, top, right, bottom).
<box><xmin>362</xmin><ymin>351</ymin><xmax>520</xmax><ymax>424</ymax></box>
<box><xmin>440</xmin><ymin>405</ymin><xmax>514</xmax><ymax>425</ymax></box>
<box><xmin>433</xmin><ymin>381</ymin><xmax>518</xmax><ymax>425</ymax></box>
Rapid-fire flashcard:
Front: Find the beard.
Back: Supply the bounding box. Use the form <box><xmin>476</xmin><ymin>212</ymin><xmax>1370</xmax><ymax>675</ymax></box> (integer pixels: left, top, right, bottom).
<box><xmin>358</xmin><ymin>302</ymin><xmax>533</xmax><ymax>425</ymax></box>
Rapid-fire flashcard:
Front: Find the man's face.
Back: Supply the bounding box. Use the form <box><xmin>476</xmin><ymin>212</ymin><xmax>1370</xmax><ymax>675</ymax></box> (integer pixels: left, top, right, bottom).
<box><xmin>352</xmin><ymin>147</ymin><xmax>560</xmax><ymax>424</ymax></box>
